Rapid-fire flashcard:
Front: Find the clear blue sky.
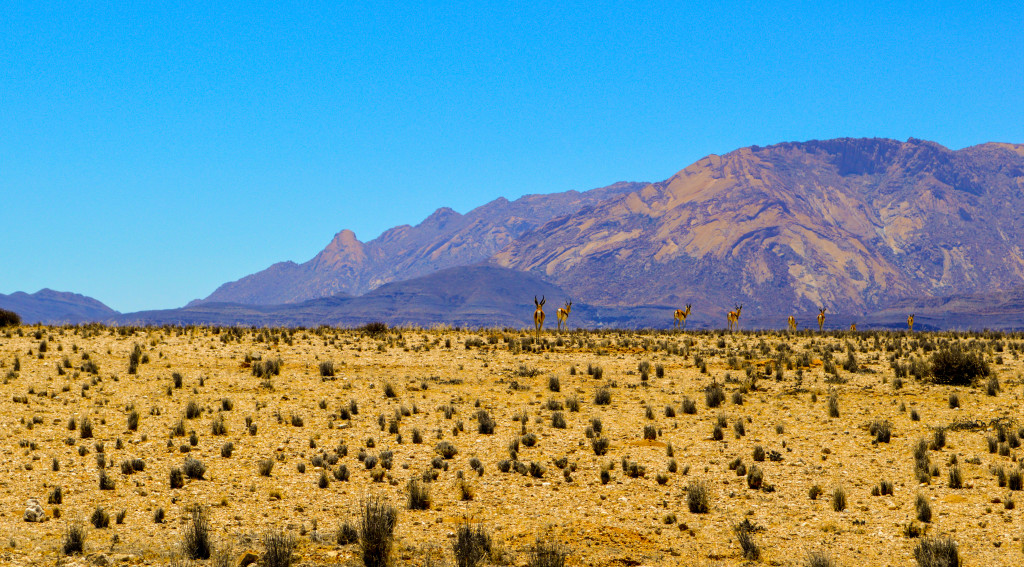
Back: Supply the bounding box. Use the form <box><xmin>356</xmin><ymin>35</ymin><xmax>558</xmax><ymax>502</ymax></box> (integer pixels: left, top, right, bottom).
<box><xmin>3</xmin><ymin>1</ymin><xmax>1022</xmax><ymax>312</ymax></box>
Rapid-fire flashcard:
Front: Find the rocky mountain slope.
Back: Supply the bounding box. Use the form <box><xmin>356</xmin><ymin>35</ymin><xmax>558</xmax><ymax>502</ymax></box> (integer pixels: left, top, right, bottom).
<box><xmin>495</xmin><ymin>138</ymin><xmax>1024</xmax><ymax>318</ymax></box>
<box><xmin>196</xmin><ymin>182</ymin><xmax>646</xmax><ymax>305</ymax></box>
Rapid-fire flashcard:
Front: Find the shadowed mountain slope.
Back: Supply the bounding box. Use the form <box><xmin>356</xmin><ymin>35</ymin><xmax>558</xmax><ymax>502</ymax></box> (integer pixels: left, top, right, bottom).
<box><xmin>126</xmin><ymin>266</ymin><xmax>570</xmax><ymax>328</ymax></box>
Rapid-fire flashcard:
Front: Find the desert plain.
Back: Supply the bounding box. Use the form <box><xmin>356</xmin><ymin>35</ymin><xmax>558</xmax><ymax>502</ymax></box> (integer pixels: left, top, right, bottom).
<box><xmin>0</xmin><ymin>323</ymin><xmax>1021</xmax><ymax>566</ymax></box>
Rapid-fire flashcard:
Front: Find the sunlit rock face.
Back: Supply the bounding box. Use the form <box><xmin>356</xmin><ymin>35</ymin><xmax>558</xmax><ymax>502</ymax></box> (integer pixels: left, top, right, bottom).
<box><xmin>496</xmin><ymin>138</ymin><xmax>1024</xmax><ymax>318</ymax></box>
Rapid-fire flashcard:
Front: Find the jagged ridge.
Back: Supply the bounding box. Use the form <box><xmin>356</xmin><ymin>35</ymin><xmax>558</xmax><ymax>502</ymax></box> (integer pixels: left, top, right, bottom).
<box><xmin>196</xmin><ymin>181</ymin><xmax>646</xmax><ymax>305</ymax></box>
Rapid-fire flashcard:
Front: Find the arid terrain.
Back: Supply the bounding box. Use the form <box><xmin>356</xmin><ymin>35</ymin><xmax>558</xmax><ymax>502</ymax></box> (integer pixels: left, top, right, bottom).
<box><xmin>0</xmin><ymin>323</ymin><xmax>1021</xmax><ymax>566</ymax></box>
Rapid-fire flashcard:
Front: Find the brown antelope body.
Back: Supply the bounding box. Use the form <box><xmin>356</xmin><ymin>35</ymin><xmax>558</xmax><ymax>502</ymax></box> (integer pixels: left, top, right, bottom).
<box><xmin>533</xmin><ymin>296</ymin><xmax>546</xmax><ymax>338</ymax></box>
<box><xmin>849</xmin><ymin>323</ymin><xmax>857</xmax><ymax>332</ymax></box>
<box><xmin>727</xmin><ymin>304</ymin><xmax>742</xmax><ymax>332</ymax></box>
<box><xmin>908</xmin><ymin>314</ymin><xmax>915</xmax><ymax>333</ymax></box>
<box><xmin>817</xmin><ymin>307</ymin><xmax>827</xmax><ymax>332</ymax></box>
<box><xmin>556</xmin><ymin>301</ymin><xmax>572</xmax><ymax>332</ymax></box>
<box><xmin>787</xmin><ymin>315</ymin><xmax>797</xmax><ymax>332</ymax></box>
<box><xmin>673</xmin><ymin>304</ymin><xmax>692</xmax><ymax>331</ymax></box>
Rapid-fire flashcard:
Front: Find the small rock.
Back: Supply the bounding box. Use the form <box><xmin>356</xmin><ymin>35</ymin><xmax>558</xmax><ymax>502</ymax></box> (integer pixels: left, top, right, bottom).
<box><xmin>239</xmin><ymin>551</ymin><xmax>258</xmax><ymax>567</ymax></box>
<box><xmin>23</xmin><ymin>498</ymin><xmax>46</xmax><ymax>523</ymax></box>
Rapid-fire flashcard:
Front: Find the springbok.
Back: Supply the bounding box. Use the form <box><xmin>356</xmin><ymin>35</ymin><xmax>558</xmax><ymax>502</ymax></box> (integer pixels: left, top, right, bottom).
<box><xmin>673</xmin><ymin>304</ymin><xmax>692</xmax><ymax>331</ymax></box>
<box><xmin>907</xmin><ymin>314</ymin><xmax>915</xmax><ymax>333</ymax></box>
<box><xmin>817</xmin><ymin>307</ymin><xmax>827</xmax><ymax>332</ymax></box>
<box><xmin>787</xmin><ymin>315</ymin><xmax>797</xmax><ymax>332</ymax></box>
<box><xmin>727</xmin><ymin>304</ymin><xmax>743</xmax><ymax>332</ymax></box>
<box><xmin>556</xmin><ymin>300</ymin><xmax>572</xmax><ymax>332</ymax></box>
<box><xmin>533</xmin><ymin>296</ymin><xmax>546</xmax><ymax>339</ymax></box>
<box><xmin>849</xmin><ymin>323</ymin><xmax>857</xmax><ymax>332</ymax></box>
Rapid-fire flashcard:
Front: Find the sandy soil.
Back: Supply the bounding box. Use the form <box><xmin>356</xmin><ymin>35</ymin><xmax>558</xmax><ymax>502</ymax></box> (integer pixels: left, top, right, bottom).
<box><xmin>0</xmin><ymin>325</ymin><xmax>1020</xmax><ymax>566</ymax></box>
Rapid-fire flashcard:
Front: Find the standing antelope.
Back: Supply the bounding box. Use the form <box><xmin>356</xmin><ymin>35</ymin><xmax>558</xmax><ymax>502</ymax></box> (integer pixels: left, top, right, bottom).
<box><xmin>533</xmin><ymin>296</ymin><xmax>546</xmax><ymax>339</ymax></box>
<box><xmin>726</xmin><ymin>304</ymin><xmax>742</xmax><ymax>332</ymax></box>
<box><xmin>907</xmin><ymin>314</ymin><xmax>915</xmax><ymax>333</ymax></box>
<box><xmin>787</xmin><ymin>315</ymin><xmax>797</xmax><ymax>332</ymax></box>
<box><xmin>673</xmin><ymin>304</ymin><xmax>692</xmax><ymax>331</ymax></box>
<box><xmin>556</xmin><ymin>300</ymin><xmax>572</xmax><ymax>332</ymax></box>
<box><xmin>849</xmin><ymin>323</ymin><xmax>857</xmax><ymax>332</ymax></box>
<box><xmin>817</xmin><ymin>307</ymin><xmax>827</xmax><ymax>332</ymax></box>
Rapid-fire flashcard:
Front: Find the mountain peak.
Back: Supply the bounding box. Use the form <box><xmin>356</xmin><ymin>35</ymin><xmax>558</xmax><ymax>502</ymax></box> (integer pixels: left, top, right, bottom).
<box><xmin>418</xmin><ymin>207</ymin><xmax>463</xmax><ymax>230</ymax></box>
<box><xmin>313</xmin><ymin>229</ymin><xmax>367</xmax><ymax>270</ymax></box>
<box><xmin>326</xmin><ymin>229</ymin><xmax>362</xmax><ymax>250</ymax></box>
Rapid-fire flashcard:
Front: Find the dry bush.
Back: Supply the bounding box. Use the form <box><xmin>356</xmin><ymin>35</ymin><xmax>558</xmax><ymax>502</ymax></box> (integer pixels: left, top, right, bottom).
<box><xmin>453</xmin><ymin>522</ymin><xmax>491</xmax><ymax>567</ymax></box>
<box><xmin>182</xmin><ymin>504</ymin><xmax>211</xmax><ymax>559</ymax></box>
<box><xmin>262</xmin><ymin>529</ymin><xmax>296</xmax><ymax>567</ymax></box>
<box><xmin>913</xmin><ymin>536</ymin><xmax>961</xmax><ymax>567</ymax></box>
<box><xmin>360</xmin><ymin>497</ymin><xmax>397</xmax><ymax>567</ymax></box>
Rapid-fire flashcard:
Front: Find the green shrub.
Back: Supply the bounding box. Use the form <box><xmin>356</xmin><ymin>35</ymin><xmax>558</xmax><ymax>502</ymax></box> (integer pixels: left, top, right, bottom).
<box><xmin>407</xmin><ymin>479</ymin><xmax>431</xmax><ymax>510</ymax></box>
<box><xmin>170</xmin><ymin>467</ymin><xmax>184</xmax><ymax>488</ymax></box>
<box><xmin>183</xmin><ymin>456</ymin><xmax>206</xmax><ymax>479</ymax></box>
<box><xmin>704</xmin><ymin>382</ymin><xmax>725</xmax><ymax>408</ymax></box>
<box><xmin>0</xmin><ymin>309</ymin><xmax>21</xmax><ymax>327</ymax></box>
<box><xmin>337</xmin><ymin>522</ymin><xmax>359</xmax><ymax>545</ymax></box>
<box><xmin>916</xmin><ymin>493</ymin><xmax>932</xmax><ymax>522</ymax></box>
<box><xmin>90</xmin><ymin>506</ymin><xmax>110</xmax><ymax>528</ymax></box>
<box><xmin>436</xmin><ymin>441</ymin><xmax>458</xmax><ymax>459</ymax></box>
<box><xmin>733</xmin><ymin>519</ymin><xmax>760</xmax><ymax>560</ymax></box>
<box><xmin>62</xmin><ymin>521</ymin><xmax>86</xmax><ymax>555</ymax></box>
<box><xmin>551</xmin><ymin>411</ymin><xmax>566</xmax><ymax>429</ymax></box>
<box><xmin>360</xmin><ymin>322</ymin><xmax>388</xmax><ymax>337</ymax></box>
<box><xmin>930</xmin><ymin>346</ymin><xmax>988</xmax><ymax>385</ymax></box>
<box><xmin>477</xmin><ymin>410</ymin><xmax>496</xmax><ymax>434</ymax></box>
<box><xmin>832</xmin><ymin>486</ymin><xmax>847</xmax><ymax>511</ymax></box>
<box><xmin>686</xmin><ymin>480</ymin><xmax>710</xmax><ymax>513</ymax></box>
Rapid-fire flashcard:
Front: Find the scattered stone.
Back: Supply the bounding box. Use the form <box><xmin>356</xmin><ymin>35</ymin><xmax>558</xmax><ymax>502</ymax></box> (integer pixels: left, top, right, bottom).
<box><xmin>23</xmin><ymin>499</ymin><xmax>45</xmax><ymax>522</ymax></box>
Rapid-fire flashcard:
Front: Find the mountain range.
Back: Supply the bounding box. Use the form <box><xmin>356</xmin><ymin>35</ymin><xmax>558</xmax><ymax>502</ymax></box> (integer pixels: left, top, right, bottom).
<box><xmin>193</xmin><ymin>182</ymin><xmax>646</xmax><ymax>305</ymax></box>
<box><xmin>6</xmin><ymin>137</ymin><xmax>1024</xmax><ymax>329</ymax></box>
<box><xmin>496</xmin><ymin>138</ymin><xmax>1024</xmax><ymax>319</ymax></box>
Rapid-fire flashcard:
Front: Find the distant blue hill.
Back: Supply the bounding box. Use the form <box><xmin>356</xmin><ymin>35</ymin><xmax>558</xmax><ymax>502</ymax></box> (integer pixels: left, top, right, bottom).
<box><xmin>0</xmin><ymin>289</ymin><xmax>119</xmax><ymax>324</ymax></box>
